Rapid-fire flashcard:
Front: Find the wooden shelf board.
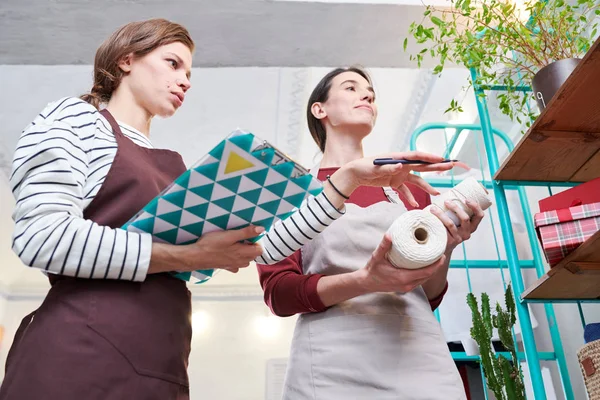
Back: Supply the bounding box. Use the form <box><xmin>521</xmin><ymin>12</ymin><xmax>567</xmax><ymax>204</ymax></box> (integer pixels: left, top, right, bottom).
<box><xmin>522</xmin><ymin>231</ymin><xmax>600</xmax><ymax>300</ymax></box>
<box><xmin>494</xmin><ymin>35</ymin><xmax>600</xmax><ymax>183</ymax></box>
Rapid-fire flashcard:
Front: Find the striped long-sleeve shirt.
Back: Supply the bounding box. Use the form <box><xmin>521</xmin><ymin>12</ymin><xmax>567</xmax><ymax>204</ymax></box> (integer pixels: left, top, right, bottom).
<box><xmin>10</xmin><ymin>97</ymin><xmax>345</xmax><ymax>282</ymax></box>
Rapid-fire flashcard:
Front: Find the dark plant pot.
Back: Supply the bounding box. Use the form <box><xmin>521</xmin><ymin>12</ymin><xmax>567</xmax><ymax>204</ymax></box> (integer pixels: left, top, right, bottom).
<box><xmin>531</xmin><ymin>58</ymin><xmax>581</xmax><ymax>111</ymax></box>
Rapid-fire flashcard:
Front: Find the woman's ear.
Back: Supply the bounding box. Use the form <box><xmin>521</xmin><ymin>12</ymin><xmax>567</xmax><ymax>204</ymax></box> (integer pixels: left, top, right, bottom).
<box><xmin>118</xmin><ymin>53</ymin><xmax>134</xmax><ymax>73</ymax></box>
<box><xmin>311</xmin><ymin>102</ymin><xmax>327</xmax><ymax>120</ymax></box>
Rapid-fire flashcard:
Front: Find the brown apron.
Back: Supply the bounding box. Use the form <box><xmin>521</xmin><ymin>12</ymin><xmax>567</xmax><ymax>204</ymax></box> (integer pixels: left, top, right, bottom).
<box><xmin>0</xmin><ymin>109</ymin><xmax>192</xmax><ymax>400</ymax></box>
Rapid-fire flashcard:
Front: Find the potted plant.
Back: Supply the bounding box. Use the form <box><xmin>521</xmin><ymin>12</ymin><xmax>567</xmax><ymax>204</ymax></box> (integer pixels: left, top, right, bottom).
<box><xmin>405</xmin><ymin>0</ymin><xmax>600</xmax><ymax>127</ymax></box>
<box><xmin>467</xmin><ymin>284</ymin><xmax>526</xmax><ymax>399</ymax></box>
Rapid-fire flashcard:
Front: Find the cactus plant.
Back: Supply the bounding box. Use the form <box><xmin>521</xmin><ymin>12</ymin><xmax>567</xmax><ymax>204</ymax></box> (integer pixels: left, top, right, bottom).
<box><xmin>466</xmin><ymin>284</ymin><xmax>526</xmax><ymax>400</ymax></box>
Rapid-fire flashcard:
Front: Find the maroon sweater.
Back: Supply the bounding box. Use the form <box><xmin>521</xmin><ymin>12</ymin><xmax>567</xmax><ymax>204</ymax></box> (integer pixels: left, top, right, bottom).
<box><xmin>257</xmin><ymin>167</ymin><xmax>448</xmax><ymax>317</ymax></box>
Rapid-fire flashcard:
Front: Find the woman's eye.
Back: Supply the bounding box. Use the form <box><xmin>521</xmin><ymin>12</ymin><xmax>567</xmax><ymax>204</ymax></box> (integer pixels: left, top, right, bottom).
<box><xmin>346</xmin><ymin>86</ymin><xmax>355</xmax><ymax>91</ymax></box>
<box><xmin>168</xmin><ymin>59</ymin><xmax>178</xmax><ymax>68</ymax></box>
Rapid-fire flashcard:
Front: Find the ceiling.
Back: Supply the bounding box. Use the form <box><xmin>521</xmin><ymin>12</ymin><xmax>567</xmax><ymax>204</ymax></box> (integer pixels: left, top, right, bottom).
<box><xmin>0</xmin><ymin>0</ymin><xmax>445</xmax><ymax>68</ymax></box>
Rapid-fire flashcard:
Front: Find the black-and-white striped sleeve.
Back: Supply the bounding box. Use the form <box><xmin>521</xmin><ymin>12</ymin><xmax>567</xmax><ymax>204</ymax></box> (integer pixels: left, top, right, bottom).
<box><xmin>256</xmin><ymin>191</ymin><xmax>345</xmax><ymax>264</ymax></box>
<box><xmin>10</xmin><ymin>98</ymin><xmax>152</xmax><ymax>282</ymax></box>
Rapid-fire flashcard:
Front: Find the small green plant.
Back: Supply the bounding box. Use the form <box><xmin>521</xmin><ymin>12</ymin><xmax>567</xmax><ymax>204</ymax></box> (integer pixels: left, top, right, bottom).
<box><xmin>405</xmin><ymin>0</ymin><xmax>600</xmax><ymax>127</ymax></box>
<box><xmin>467</xmin><ymin>284</ymin><xmax>526</xmax><ymax>400</ymax></box>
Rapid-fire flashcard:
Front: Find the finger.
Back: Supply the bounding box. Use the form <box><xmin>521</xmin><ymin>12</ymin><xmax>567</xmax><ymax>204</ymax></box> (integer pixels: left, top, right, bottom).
<box><xmin>445</xmin><ymin>200</ymin><xmax>471</xmax><ymax>229</ymax></box>
<box><xmin>466</xmin><ymin>200</ymin><xmax>485</xmax><ymax>230</ymax></box>
<box><xmin>372</xmin><ymin>233</ymin><xmax>394</xmax><ymax>261</ymax></box>
<box><xmin>224</xmin><ymin>267</ymin><xmax>240</xmax><ymax>273</ymax></box>
<box><xmin>410</xmin><ymin>162</ymin><xmax>455</xmax><ymax>173</ymax></box>
<box><xmin>430</xmin><ymin>205</ymin><xmax>460</xmax><ymax>238</ymax></box>
<box><xmin>396</xmin><ymin>151</ymin><xmax>445</xmax><ymax>163</ymax></box>
<box><xmin>375</xmin><ymin>162</ymin><xmax>404</xmax><ymax>177</ymax></box>
<box><xmin>406</xmin><ymin>174</ymin><xmax>441</xmax><ymax>196</ymax></box>
<box><xmin>400</xmin><ymin>254</ymin><xmax>447</xmax><ymax>281</ymax></box>
<box><xmin>232</xmin><ymin>242</ymin><xmax>264</xmax><ymax>260</ymax></box>
<box><xmin>396</xmin><ymin>184</ymin><xmax>419</xmax><ymax>207</ymax></box>
<box><xmin>228</xmin><ymin>225</ymin><xmax>266</xmax><ymax>242</ymax></box>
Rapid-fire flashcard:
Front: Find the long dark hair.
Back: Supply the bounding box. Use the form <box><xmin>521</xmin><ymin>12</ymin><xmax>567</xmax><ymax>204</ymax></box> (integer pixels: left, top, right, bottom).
<box><xmin>306</xmin><ymin>66</ymin><xmax>373</xmax><ymax>152</ymax></box>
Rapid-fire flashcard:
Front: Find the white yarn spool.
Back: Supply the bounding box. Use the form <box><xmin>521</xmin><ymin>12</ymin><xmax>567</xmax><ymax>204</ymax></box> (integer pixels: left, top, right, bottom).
<box><xmin>425</xmin><ymin>177</ymin><xmax>492</xmax><ymax>226</ymax></box>
<box><xmin>386</xmin><ymin>177</ymin><xmax>493</xmax><ymax>269</ymax></box>
<box><xmin>386</xmin><ymin>210</ymin><xmax>448</xmax><ymax>270</ymax></box>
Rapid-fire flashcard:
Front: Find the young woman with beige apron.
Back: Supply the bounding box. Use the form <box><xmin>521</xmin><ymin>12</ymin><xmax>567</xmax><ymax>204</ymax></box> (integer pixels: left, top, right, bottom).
<box><xmin>280</xmin><ymin>165</ymin><xmax>467</xmax><ymax>400</ymax></box>
<box><xmin>257</xmin><ymin>66</ymin><xmax>483</xmax><ymax>400</ymax></box>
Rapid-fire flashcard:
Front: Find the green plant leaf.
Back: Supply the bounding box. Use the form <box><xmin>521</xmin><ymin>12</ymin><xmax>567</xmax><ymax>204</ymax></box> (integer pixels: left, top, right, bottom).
<box><xmin>431</xmin><ymin>16</ymin><xmax>444</xmax><ymax>26</ymax></box>
<box><xmin>403</xmin><ymin>38</ymin><xmax>408</xmax><ymax>51</ymax></box>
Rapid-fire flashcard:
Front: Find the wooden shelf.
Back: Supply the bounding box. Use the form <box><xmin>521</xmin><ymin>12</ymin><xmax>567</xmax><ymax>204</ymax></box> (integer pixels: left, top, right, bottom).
<box><xmin>494</xmin><ymin>35</ymin><xmax>600</xmax><ymax>183</ymax></box>
<box><xmin>522</xmin><ymin>231</ymin><xmax>600</xmax><ymax>300</ymax></box>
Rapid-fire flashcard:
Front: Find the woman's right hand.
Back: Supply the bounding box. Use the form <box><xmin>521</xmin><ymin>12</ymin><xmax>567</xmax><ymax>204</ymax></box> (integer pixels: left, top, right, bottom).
<box><xmin>149</xmin><ymin>225</ymin><xmax>265</xmax><ymax>274</ymax></box>
<box><xmin>353</xmin><ymin>233</ymin><xmax>447</xmax><ymax>294</ymax></box>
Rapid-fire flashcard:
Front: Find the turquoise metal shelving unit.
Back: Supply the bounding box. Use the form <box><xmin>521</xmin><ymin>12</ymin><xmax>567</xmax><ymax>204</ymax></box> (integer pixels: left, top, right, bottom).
<box><xmin>407</xmin><ymin>69</ymin><xmax>589</xmax><ymax>399</ymax></box>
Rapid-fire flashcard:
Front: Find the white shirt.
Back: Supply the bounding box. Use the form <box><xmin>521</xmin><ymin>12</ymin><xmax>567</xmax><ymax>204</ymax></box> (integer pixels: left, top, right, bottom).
<box><xmin>10</xmin><ymin>97</ymin><xmax>344</xmax><ymax>282</ymax></box>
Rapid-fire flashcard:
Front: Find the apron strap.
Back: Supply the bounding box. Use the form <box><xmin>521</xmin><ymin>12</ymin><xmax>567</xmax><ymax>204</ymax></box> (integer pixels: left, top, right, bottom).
<box><xmin>99</xmin><ymin>109</ymin><xmax>125</xmax><ymax>140</ymax></box>
<box><xmin>382</xmin><ymin>186</ymin><xmax>401</xmax><ymax>204</ymax></box>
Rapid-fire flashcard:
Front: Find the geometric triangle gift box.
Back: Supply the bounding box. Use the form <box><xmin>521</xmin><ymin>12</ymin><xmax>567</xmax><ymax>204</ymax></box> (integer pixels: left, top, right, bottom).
<box><xmin>121</xmin><ymin>130</ymin><xmax>323</xmax><ymax>284</ymax></box>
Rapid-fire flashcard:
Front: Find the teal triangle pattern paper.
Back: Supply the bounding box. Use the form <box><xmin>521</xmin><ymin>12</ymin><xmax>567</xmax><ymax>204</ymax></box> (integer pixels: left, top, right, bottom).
<box><xmin>251</xmin><ymin>148</ymin><xmax>275</xmax><ymax>165</ymax></box>
<box><xmin>155</xmin><ymin>228</ymin><xmax>179</xmax><ymax>244</ymax></box>
<box><xmin>163</xmin><ymin>191</ymin><xmax>187</xmax><ymax>209</ymax></box>
<box><xmin>272</xmin><ymin>162</ymin><xmax>294</xmax><ymax>179</ymax></box>
<box><xmin>219</xmin><ymin>176</ymin><xmax>242</xmax><ymax>193</ymax></box>
<box><xmin>195</xmin><ymin>161</ymin><xmax>219</xmax><ymax>181</ymax></box>
<box><xmin>234</xmin><ymin>207</ymin><xmax>255</xmax><ymax>223</ymax></box>
<box><xmin>121</xmin><ymin>129</ymin><xmax>323</xmax><ymax>285</ymax></box>
<box><xmin>239</xmin><ymin>188</ymin><xmax>262</xmax><ymax>205</ymax></box>
<box><xmin>209</xmin><ymin>140</ymin><xmax>226</xmax><ymax>160</ymax></box>
<box><xmin>253</xmin><ymin>216</ymin><xmax>275</xmax><ymax>230</ymax></box>
<box><xmin>285</xmin><ymin>192</ymin><xmax>308</xmax><ymax>208</ymax></box>
<box><xmin>160</xmin><ymin>210</ymin><xmax>183</xmax><ymax>226</ymax></box>
<box><xmin>291</xmin><ymin>174</ymin><xmax>313</xmax><ymax>191</ymax></box>
<box><xmin>189</xmin><ymin>184</ymin><xmax>214</xmax><ymax>201</ymax></box>
<box><xmin>246</xmin><ymin>168</ymin><xmax>269</xmax><ymax>186</ymax></box>
<box><xmin>208</xmin><ymin>214</ymin><xmax>230</xmax><ymax>230</ymax></box>
<box><xmin>259</xmin><ymin>199</ymin><xmax>281</xmax><ymax>216</ymax></box>
<box><xmin>182</xmin><ymin>221</ymin><xmax>205</xmax><ymax>236</ymax></box>
<box><xmin>185</xmin><ymin>203</ymin><xmax>209</xmax><ymax>219</ymax></box>
<box><xmin>265</xmin><ymin>181</ymin><xmax>288</xmax><ymax>198</ymax></box>
<box><xmin>145</xmin><ymin>198</ymin><xmax>159</xmax><ymax>216</ymax></box>
<box><xmin>213</xmin><ymin>196</ymin><xmax>236</xmax><ymax>213</ymax></box>
<box><xmin>131</xmin><ymin>217</ymin><xmax>154</xmax><ymax>233</ymax></box>
<box><xmin>229</xmin><ymin>133</ymin><xmax>254</xmax><ymax>152</ymax></box>
<box><xmin>176</xmin><ymin>170</ymin><xmax>191</xmax><ymax>190</ymax></box>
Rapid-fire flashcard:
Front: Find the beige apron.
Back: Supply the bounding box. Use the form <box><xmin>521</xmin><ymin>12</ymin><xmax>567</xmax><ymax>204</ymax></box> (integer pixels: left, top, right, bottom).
<box><xmin>282</xmin><ymin>168</ymin><xmax>466</xmax><ymax>400</ymax></box>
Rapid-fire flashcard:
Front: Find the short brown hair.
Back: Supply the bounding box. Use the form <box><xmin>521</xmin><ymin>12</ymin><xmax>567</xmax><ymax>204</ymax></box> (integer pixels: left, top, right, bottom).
<box><xmin>306</xmin><ymin>66</ymin><xmax>373</xmax><ymax>152</ymax></box>
<box><xmin>81</xmin><ymin>18</ymin><xmax>195</xmax><ymax>109</ymax></box>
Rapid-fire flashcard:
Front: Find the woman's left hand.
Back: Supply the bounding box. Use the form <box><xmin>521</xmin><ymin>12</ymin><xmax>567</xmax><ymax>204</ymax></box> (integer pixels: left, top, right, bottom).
<box><xmin>430</xmin><ymin>199</ymin><xmax>485</xmax><ymax>252</ymax></box>
<box><xmin>334</xmin><ymin>151</ymin><xmax>468</xmax><ymax>207</ymax></box>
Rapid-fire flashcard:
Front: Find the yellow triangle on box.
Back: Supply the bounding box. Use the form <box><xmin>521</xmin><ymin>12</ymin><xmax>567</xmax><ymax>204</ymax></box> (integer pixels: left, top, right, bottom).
<box><xmin>224</xmin><ymin>151</ymin><xmax>255</xmax><ymax>175</ymax></box>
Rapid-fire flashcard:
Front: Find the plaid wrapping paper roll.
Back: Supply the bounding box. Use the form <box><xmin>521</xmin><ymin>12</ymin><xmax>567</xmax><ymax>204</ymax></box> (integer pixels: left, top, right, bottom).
<box><xmin>534</xmin><ymin>202</ymin><xmax>600</xmax><ymax>267</ymax></box>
